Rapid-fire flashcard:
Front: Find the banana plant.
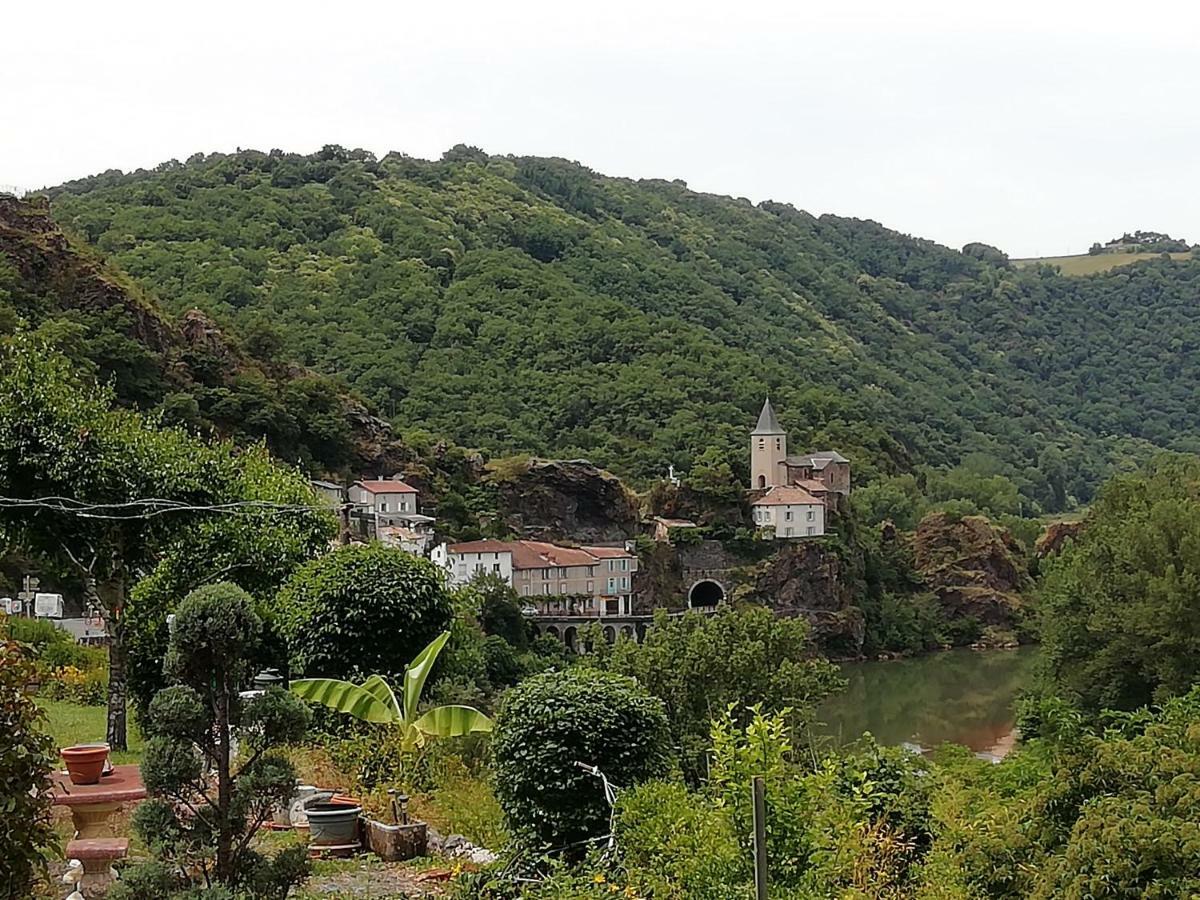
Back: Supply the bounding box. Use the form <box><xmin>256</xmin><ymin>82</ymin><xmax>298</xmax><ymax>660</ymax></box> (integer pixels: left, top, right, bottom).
<box><xmin>290</xmin><ymin>631</ymin><xmax>493</xmax><ymax>751</ymax></box>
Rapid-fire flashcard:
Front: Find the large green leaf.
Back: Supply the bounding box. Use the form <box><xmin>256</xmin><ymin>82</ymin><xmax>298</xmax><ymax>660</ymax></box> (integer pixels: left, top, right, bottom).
<box><xmin>290</xmin><ymin>678</ymin><xmax>394</xmax><ymax>724</ymax></box>
<box><xmin>402</xmin><ymin>631</ymin><xmax>451</xmax><ymax>725</ymax></box>
<box><xmin>359</xmin><ymin>674</ymin><xmax>402</xmax><ymax>722</ymax></box>
<box><xmin>413</xmin><ymin>704</ymin><xmax>494</xmax><ymax>739</ymax></box>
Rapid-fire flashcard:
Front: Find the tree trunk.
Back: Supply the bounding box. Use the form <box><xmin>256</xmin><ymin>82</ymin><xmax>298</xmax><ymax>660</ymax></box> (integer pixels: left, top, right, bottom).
<box><xmin>93</xmin><ymin>575</ymin><xmax>129</xmax><ymax>751</ymax></box>
<box><xmin>214</xmin><ymin>690</ymin><xmax>234</xmax><ymax>883</ymax></box>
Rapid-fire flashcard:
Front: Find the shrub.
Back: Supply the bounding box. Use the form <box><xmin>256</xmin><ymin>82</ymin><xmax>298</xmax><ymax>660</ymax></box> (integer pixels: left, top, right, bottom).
<box><xmin>275</xmin><ymin>543</ymin><xmax>452</xmax><ymax>680</ymax></box>
<box><xmin>0</xmin><ymin>639</ymin><xmax>57</xmax><ymax>897</ymax></box>
<box><xmin>126</xmin><ymin>583</ymin><xmax>311</xmax><ymax>895</ymax></box>
<box><xmin>40</xmin><ymin>664</ymin><xmax>107</xmax><ymax>705</ymax></box>
<box><xmin>4</xmin><ymin>614</ymin><xmax>94</xmax><ymax>670</ymax></box>
<box><xmin>491</xmin><ymin>668</ymin><xmax>670</xmax><ymax>850</ymax></box>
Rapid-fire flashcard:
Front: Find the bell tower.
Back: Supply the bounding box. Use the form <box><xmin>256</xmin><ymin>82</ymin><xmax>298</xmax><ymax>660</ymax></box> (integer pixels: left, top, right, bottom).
<box><xmin>750</xmin><ymin>397</ymin><xmax>787</xmax><ymax>489</ymax></box>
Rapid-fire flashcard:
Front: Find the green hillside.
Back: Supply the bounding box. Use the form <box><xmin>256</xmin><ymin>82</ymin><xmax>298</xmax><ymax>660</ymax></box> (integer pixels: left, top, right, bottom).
<box><xmin>40</xmin><ymin>146</ymin><xmax>1200</xmax><ymax>512</ymax></box>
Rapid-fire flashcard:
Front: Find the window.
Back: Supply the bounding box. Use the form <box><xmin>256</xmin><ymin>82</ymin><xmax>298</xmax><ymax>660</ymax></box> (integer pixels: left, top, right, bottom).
<box><xmin>587</xmin><ymin>581</ymin><xmax>594</xmax><ymax>592</ymax></box>
<box><xmin>607</xmin><ymin>578</ymin><xmax>616</xmax><ymax>592</ymax></box>
<box><xmin>380</xmin><ymin>501</ymin><xmax>388</xmax><ymax>512</ymax></box>
<box><xmin>622</xmin><ymin>576</ymin><xmax>629</xmax><ymax>590</ymax></box>
<box><xmin>493</xmin><ymin>563</ymin><xmax>501</xmax><ymax>572</ymax></box>
<box><xmin>758</xmin><ymin>438</ymin><xmax>765</xmax><ymax>450</ymax></box>
<box><xmin>775</xmin><ymin>438</ymin><xmax>781</xmax><ymax>450</ymax></box>
<box><xmin>785</xmin><ymin>527</ymin><xmax>794</xmax><ymax>537</ymax></box>
<box><xmin>620</xmin><ymin>559</ymin><xmax>629</xmax><ymax>571</ymax></box>
<box><xmin>560</xmin><ymin>583</ymin><xmax>567</xmax><ymax>594</ymax></box>
<box><xmin>807</xmin><ymin>509</ymin><xmax>815</xmax><ymax>521</ymax></box>
<box><xmin>543</xmin><ymin>567</ymin><xmax>551</xmax><ymax>579</ymax></box>
<box><xmin>784</xmin><ymin>510</ymin><xmax>793</xmax><ymax>522</ymax></box>
<box><xmin>400</xmin><ymin>500</ymin><xmax>409</xmax><ymax>512</ymax></box>
<box><xmin>543</xmin><ymin>584</ymin><xmax>550</xmax><ymax>595</ymax></box>
<box><xmin>807</xmin><ymin>526</ymin><xmax>816</xmax><ymax>536</ymax></box>
<box><xmin>559</xmin><ymin>567</ymin><xmax>567</xmax><ymax>579</ymax></box>
<box><xmin>522</xmin><ymin>585</ymin><xmax>530</xmax><ymax>596</ymax></box>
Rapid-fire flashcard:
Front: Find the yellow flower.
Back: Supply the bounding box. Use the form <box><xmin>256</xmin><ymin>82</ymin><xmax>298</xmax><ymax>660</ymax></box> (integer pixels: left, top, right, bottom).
<box><xmin>592</xmin><ymin>872</ymin><xmax>606</xmax><ymax>884</ymax></box>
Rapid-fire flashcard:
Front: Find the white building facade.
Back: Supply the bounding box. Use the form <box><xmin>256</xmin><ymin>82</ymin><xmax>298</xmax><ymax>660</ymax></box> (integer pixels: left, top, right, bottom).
<box><xmin>751</xmin><ymin>486</ymin><xmax>826</xmax><ymax>538</ymax></box>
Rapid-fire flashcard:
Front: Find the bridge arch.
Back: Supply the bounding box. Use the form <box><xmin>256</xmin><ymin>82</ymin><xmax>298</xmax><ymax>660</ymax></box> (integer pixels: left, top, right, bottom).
<box><xmin>688</xmin><ymin>579</ymin><xmax>725</xmax><ymax>608</ymax></box>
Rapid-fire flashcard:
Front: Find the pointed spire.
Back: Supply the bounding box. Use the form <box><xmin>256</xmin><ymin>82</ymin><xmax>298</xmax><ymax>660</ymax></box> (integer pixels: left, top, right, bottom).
<box><xmin>752</xmin><ymin>397</ymin><xmax>783</xmax><ymax>435</ymax></box>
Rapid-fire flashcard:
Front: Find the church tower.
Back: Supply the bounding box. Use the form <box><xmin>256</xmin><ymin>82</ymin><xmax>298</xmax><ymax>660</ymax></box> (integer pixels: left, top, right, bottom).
<box><xmin>750</xmin><ymin>397</ymin><xmax>787</xmax><ymax>489</ymax></box>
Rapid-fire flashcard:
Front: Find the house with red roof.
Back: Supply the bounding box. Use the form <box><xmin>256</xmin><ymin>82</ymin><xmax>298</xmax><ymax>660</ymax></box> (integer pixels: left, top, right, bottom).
<box><xmin>751</xmin><ymin>485</ymin><xmax>826</xmax><ymax>538</ymax></box>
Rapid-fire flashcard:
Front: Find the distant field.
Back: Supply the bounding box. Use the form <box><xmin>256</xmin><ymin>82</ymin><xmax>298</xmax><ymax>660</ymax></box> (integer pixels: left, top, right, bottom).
<box><xmin>1013</xmin><ymin>251</ymin><xmax>1192</xmax><ymax>276</ymax></box>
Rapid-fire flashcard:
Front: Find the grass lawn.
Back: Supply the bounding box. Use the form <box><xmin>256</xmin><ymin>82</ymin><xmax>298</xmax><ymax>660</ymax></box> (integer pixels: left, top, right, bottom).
<box><xmin>36</xmin><ymin>698</ymin><xmax>144</xmax><ymax>764</ymax></box>
<box><xmin>1012</xmin><ymin>250</ymin><xmax>1192</xmax><ymax>275</ymax></box>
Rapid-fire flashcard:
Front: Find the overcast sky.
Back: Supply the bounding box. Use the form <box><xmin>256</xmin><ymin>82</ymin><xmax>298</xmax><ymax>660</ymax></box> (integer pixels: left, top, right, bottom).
<box><xmin>4</xmin><ymin>0</ymin><xmax>1198</xmax><ymax>257</ymax></box>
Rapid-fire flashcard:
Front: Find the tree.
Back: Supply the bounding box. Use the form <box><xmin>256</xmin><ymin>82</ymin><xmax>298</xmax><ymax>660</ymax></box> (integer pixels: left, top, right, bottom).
<box><xmin>599</xmin><ymin>606</ymin><xmax>845</xmax><ymax>782</ymax></box>
<box><xmin>119</xmin><ymin>583</ymin><xmax>311</xmax><ymax>897</ymax></box>
<box><xmin>1038</xmin><ymin>455</ymin><xmax>1200</xmax><ymax>715</ymax></box>
<box><xmin>0</xmin><ymin>638</ymin><xmax>56</xmax><ymax>897</ymax></box>
<box><xmin>491</xmin><ymin>668</ymin><xmax>670</xmax><ymax>850</ymax></box>
<box><xmin>472</xmin><ymin>573</ymin><xmax>530</xmax><ymax>650</ymax></box>
<box><xmin>275</xmin><ymin>543</ymin><xmax>453</xmax><ymax>681</ymax></box>
<box><xmin>125</xmin><ymin>447</ymin><xmax>335</xmax><ymax>715</ymax></box>
<box><xmin>290</xmin><ymin>630</ymin><xmax>492</xmax><ymax>759</ymax></box>
<box><xmin>0</xmin><ymin>338</ymin><xmax>240</xmax><ymax>749</ymax></box>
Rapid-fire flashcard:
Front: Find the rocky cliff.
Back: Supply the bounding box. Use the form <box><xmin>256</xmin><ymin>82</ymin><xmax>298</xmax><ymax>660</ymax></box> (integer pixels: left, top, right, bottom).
<box><xmin>489</xmin><ymin>458</ymin><xmax>640</xmax><ymax>543</ymax></box>
<box><xmin>912</xmin><ymin>512</ymin><xmax>1030</xmax><ymax>632</ymax></box>
<box><xmin>1035</xmin><ymin>519</ymin><xmax>1085</xmax><ymax>559</ymax></box>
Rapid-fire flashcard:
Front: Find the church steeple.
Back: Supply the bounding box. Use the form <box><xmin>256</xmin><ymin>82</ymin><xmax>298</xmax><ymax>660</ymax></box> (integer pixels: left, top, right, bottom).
<box><xmin>752</xmin><ymin>397</ymin><xmax>783</xmax><ymax>435</ymax></box>
<box><xmin>750</xmin><ymin>397</ymin><xmax>787</xmax><ymax>489</ymax></box>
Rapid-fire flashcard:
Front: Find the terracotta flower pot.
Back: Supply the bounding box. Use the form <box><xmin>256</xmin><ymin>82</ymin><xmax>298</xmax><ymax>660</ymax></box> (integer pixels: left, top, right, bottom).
<box><xmin>61</xmin><ymin>744</ymin><xmax>110</xmax><ymax>785</ymax></box>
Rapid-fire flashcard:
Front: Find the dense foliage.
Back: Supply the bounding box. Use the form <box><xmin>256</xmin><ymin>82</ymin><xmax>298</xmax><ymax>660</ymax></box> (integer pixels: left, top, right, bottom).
<box><xmin>119</xmin><ymin>583</ymin><xmax>311</xmax><ymax>898</ymax></box>
<box><xmin>594</xmin><ymin>605</ymin><xmax>844</xmax><ymax>781</ymax></box>
<box><xmin>1038</xmin><ymin>454</ymin><xmax>1200</xmax><ymax>715</ymax></box>
<box><xmin>0</xmin><ymin>638</ymin><xmax>56</xmax><ymax>898</ymax></box>
<box><xmin>491</xmin><ymin>667</ymin><xmax>670</xmax><ymax>850</ymax></box>
<box><xmin>274</xmin><ymin>542</ymin><xmax>453</xmax><ymax>681</ymax></box>
<box><xmin>42</xmin><ymin>147</ymin><xmax>1200</xmax><ymax>509</ymax></box>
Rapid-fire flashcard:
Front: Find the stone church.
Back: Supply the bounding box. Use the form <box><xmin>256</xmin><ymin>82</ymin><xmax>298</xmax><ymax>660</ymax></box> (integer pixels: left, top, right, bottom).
<box><xmin>750</xmin><ymin>398</ymin><xmax>851</xmax><ymax>503</ymax></box>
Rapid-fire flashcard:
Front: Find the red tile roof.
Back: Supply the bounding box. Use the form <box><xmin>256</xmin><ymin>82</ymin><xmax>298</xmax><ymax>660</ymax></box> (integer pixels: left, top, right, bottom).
<box><xmin>752</xmin><ymin>486</ymin><xmax>822</xmax><ymax>507</ymax></box>
<box><xmin>356</xmin><ymin>479</ymin><xmax>417</xmax><ymax>494</ymax></box>
<box><xmin>446</xmin><ymin>540</ymin><xmax>629</xmax><ymax>569</ymax></box>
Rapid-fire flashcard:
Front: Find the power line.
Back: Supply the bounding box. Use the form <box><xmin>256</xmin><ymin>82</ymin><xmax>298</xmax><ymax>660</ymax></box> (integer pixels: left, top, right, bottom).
<box><xmin>0</xmin><ymin>495</ymin><xmax>327</xmax><ymax>521</ymax></box>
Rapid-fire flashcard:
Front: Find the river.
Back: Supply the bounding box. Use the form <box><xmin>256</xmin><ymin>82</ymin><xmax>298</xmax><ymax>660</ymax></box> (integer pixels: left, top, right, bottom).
<box><xmin>817</xmin><ymin>646</ymin><xmax>1039</xmax><ymax>760</ymax></box>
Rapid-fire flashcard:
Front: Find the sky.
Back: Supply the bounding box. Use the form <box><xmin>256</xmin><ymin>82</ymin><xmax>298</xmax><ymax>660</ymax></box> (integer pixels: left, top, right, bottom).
<box><xmin>4</xmin><ymin>0</ymin><xmax>1199</xmax><ymax>258</ymax></box>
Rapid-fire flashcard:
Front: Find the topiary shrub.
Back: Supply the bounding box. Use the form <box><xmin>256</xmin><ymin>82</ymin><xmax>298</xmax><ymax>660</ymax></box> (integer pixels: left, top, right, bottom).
<box><xmin>275</xmin><ymin>543</ymin><xmax>452</xmax><ymax>680</ymax></box>
<box><xmin>491</xmin><ymin>668</ymin><xmax>670</xmax><ymax>850</ymax></box>
<box><xmin>121</xmin><ymin>582</ymin><xmax>311</xmax><ymax>897</ymax></box>
<box><xmin>0</xmin><ymin>639</ymin><xmax>56</xmax><ymax>898</ymax></box>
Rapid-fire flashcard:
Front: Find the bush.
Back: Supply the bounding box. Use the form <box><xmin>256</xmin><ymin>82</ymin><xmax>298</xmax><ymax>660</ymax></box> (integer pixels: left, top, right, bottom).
<box><xmin>491</xmin><ymin>668</ymin><xmax>670</xmax><ymax>850</ymax></box>
<box><xmin>0</xmin><ymin>639</ymin><xmax>57</xmax><ymax>897</ymax></box>
<box><xmin>275</xmin><ymin>543</ymin><xmax>452</xmax><ymax>680</ymax></box>
<box><xmin>40</xmin><ymin>664</ymin><xmax>107</xmax><ymax>705</ymax></box>
<box><xmin>127</xmin><ymin>583</ymin><xmax>311</xmax><ymax>895</ymax></box>
<box><xmin>4</xmin><ymin>614</ymin><xmax>94</xmax><ymax>670</ymax></box>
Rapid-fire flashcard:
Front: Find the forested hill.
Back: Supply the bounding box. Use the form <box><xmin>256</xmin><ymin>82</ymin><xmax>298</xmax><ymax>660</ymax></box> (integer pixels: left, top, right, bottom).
<box><xmin>0</xmin><ymin>195</ymin><xmax>400</xmax><ymax>474</ymax></box>
<box><xmin>41</xmin><ymin>146</ymin><xmax>1200</xmax><ymax>511</ymax></box>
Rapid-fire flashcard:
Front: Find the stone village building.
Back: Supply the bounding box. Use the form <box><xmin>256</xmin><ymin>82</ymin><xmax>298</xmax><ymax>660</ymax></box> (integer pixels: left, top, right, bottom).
<box><xmin>748</xmin><ymin>398</ymin><xmax>850</xmax><ymax>538</ymax></box>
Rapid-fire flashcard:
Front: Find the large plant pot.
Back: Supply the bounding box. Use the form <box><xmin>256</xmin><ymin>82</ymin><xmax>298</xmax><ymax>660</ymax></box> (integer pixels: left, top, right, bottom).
<box><xmin>306</xmin><ymin>803</ymin><xmax>362</xmax><ymax>846</ymax></box>
<box><xmin>61</xmin><ymin>744</ymin><xmax>109</xmax><ymax>785</ymax></box>
<box><xmin>365</xmin><ymin>818</ymin><xmax>428</xmax><ymax>862</ymax></box>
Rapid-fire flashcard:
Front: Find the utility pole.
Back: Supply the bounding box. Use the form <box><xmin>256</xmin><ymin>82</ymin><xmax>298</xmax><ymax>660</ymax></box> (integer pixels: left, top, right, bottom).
<box><xmin>752</xmin><ymin>775</ymin><xmax>768</xmax><ymax>900</ymax></box>
<box><xmin>339</xmin><ymin>502</ymin><xmax>353</xmax><ymax>546</ymax></box>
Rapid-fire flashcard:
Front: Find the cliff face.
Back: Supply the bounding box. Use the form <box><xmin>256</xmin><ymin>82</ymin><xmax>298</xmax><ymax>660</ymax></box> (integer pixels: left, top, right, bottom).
<box><xmin>744</xmin><ymin>541</ymin><xmax>865</xmax><ymax>656</ymax></box>
<box><xmin>1035</xmin><ymin>519</ymin><xmax>1085</xmax><ymax>559</ymax></box>
<box><xmin>491</xmin><ymin>458</ymin><xmax>640</xmax><ymax>543</ymax></box>
<box><xmin>913</xmin><ymin>512</ymin><xmax>1029</xmax><ymax>630</ymax></box>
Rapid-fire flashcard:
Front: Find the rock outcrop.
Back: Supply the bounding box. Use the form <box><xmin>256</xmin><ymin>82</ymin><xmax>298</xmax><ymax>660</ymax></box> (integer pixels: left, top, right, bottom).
<box><xmin>913</xmin><ymin>512</ymin><xmax>1029</xmax><ymax>630</ymax></box>
<box><xmin>1035</xmin><ymin>519</ymin><xmax>1085</xmax><ymax>559</ymax></box>
<box><xmin>491</xmin><ymin>458</ymin><xmax>639</xmax><ymax>543</ymax></box>
<box><xmin>743</xmin><ymin>541</ymin><xmax>865</xmax><ymax>656</ymax></box>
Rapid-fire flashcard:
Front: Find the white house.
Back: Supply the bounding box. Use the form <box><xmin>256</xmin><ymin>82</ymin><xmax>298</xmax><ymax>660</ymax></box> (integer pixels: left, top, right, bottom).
<box><xmin>310</xmin><ymin>479</ymin><xmax>346</xmax><ymax>509</ymax></box>
<box><xmin>751</xmin><ymin>485</ymin><xmax>826</xmax><ymax>538</ymax></box>
<box><xmin>432</xmin><ymin>540</ymin><xmax>515</xmax><ymax>585</ymax></box>
<box><xmin>350</xmin><ymin>478</ymin><xmax>419</xmax><ymax>521</ymax></box>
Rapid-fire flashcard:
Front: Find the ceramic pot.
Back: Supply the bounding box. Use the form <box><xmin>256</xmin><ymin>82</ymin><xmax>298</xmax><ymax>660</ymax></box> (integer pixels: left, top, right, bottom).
<box><xmin>61</xmin><ymin>744</ymin><xmax>110</xmax><ymax>785</ymax></box>
<box><xmin>306</xmin><ymin>802</ymin><xmax>362</xmax><ymax>846</ymax></box>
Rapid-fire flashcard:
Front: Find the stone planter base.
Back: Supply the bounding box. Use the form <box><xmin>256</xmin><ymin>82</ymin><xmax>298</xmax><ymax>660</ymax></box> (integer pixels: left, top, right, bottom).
<box><xmin>365</xmin><ymin>818</ymin><xmax>429</xmax><ymax>861</ymax></box>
